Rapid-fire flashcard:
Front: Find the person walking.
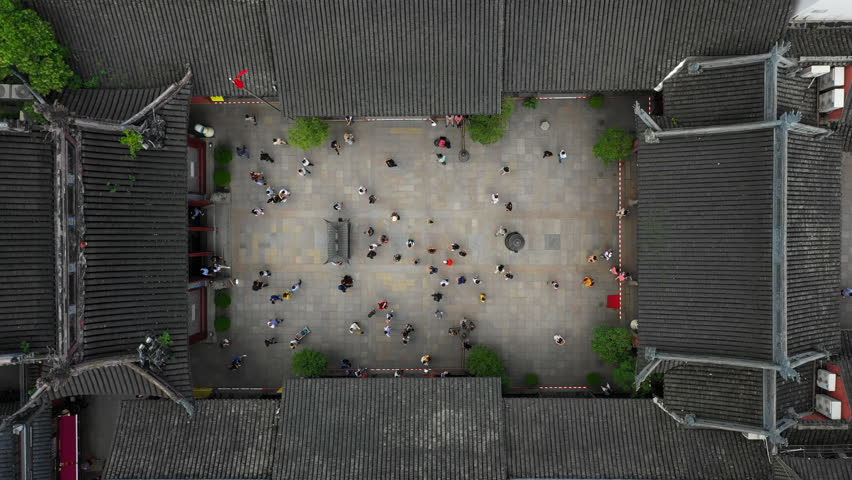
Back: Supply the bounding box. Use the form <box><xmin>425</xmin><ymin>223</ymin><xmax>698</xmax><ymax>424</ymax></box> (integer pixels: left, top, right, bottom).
<box><xmin>443</xmin><ymin>259</ymin><xmax>454</xmax><ymax>266</ymax></box>
<box><xmin>369</xmin><ymin>194</ymin><xmax>377</xmax><ymax>204</ymax></box>
<box><xmin>491</xmin><ymin>193</ymin><xmax>500</xmax><ymax>204</ymax></box>
<box><xmin>603</xmin><ymin>249</ymin><xmax>613</xmax><ymax>261</ymax></box>
<box><xmin>479</xmin><ymin>293</ymin><xmax>487</xmax><ymax>303</ymax></box>
<box><xmin>252</xmin><ymin>207</ymin><xmax>265</xmax><ymax>216</ymax></box>
<box><xmin>554</xmin><ymin>335</ymin><xmax>566</xmax><ymax>345</ymax></box>
<box><xmin>550</xmin><ymin>281</ymin><xmax>560</xmax><ymax>290</ymax></box>
<box><xmin>290</xmin><ymin>279</ymin><xmax>302</xmax><ymax>292</ymax></box>
<box><xmin>504</xmin><ymin>273</ymin><xmax>514</xmax><ymax>280</ymax></box>
<box><xmin>358</xmin><ymin>186</ymin><xmax>367</xmax><ymax>195</ymax></box>
<box><xmin>269</xmin><ymin>295</ymin><xmax>282</xmax><ymax>304</ymax></box>
<box><xmin>449</xmin><ymin>243</ymin><xmax>460</xmax><ymax>251</ymax></box>
<box><xmin>273</xmin><ymin>138</ymin><xmax>288</xmax><ymax>146</ymax></box>
<box><xmin>428</xmin><ymin>266</ymin><xmax>438</xmax><ymax>274</ymax></box>
<box><xmin>407</xmin><ymin>239</ymin><xmax>415</xmax><ymax>248</ymax></box>
<box><xmin>230</xmin><ymin>354</ymin><xmax>247</xmax><ymax>370</ymax></box>
<box><xmin>236</xmin><ymin>145</ymin><xmax>249</xmax><ymax>159</ymax></box>
<box><xmin>252</xmin><ymin>280</ymin><xmax>268</xmax><ymax>291</ymax></box>
<box><xmin>495</xmin><ymin>226</ymin><xmax>508</xmax><ymax>236</ymax></box>
<box><xmin>297</xmin><ymin>167</ymin><xmax>311</xmax><ymax>176</ymax></box>
<box><xmin>543</xmin><ymin>150</ymin><xmax>553</xmax><ymax>159</ymax></box>
<box><xmin>842</xmin><ymin>288</ymin><xmax>852</xmax><ymax>297</ymax></box>
<box><xmin>264</xmin><ymin>337</ymin><xmax>278</xmax><ymax>347</ymax></box>
<box><xmin>267</xmin><ymin>319</ymin><xmax>282</xmax><ymax>328</ymax></box>
<box><xmin>588</xmin><ymin>255</ymin><xmax>598</xmax><ymax>263</ymax></box>
<box><xmin>558</xmin><ymin>149</ymin><xmax>567</xmax><ymax>164</ymax></box>
<box><xmin>432</xmin><ymin>292</ymin><xmax>443</xmax><ymax>302</ymax></box>
<box><xmin>219</xmin><ymin>338</ymin><xmax>231</xmax><ymax>348</ymax></box>
<box><xmin>331</xmin><ymin>140</ymin><xmax>341</xmax><ymax>155</ymax></box>
<box><xmin>259</xmin><ymin>150</ymin><xmax>274</xmax><ymax>163</ymax></box>
<box><xmin>378</xmin><ymin>300</ymin><xmax>389</xmax><ymax>310</ymax></box>
<box><xmin>333</xmin><ymin>202</ymin><xmax>343</xmax><ymax>211</ymax></box>
<box><xmin>343</xmin><ymin>132</ymin><xmax>355</xmax><ymax>145</ymax></box>
<box><xmin>302</xmin><ymin>157</ymin><xmax>314</xmax><ymax>167</ymax></box>
<box><xmin>436</xmin><ymin>153</ymin><xmax>447</xmax><ymax>165</ymax></box>
<box><xmin>384</xmin><ymin>325</ymin><xmax>392</xmax><ymax>337</ymax></box>
<box><xmin>245</xmin><ymin>114</ymin><xmax>257</xmax><ymax>126</ymax></box>
<box><xmin>457</xmin><ymin>275</ymin><xmax>466</xmax><ymax>285</ymax></box>
<box><xmin>583</xmin><ymin>276</ymin><xmax>594</xmax><ymax>287</ymax></box>
<box><xmin>505</xmin><ymin>202</ymin><xmax>513</xmax><ymax>212</ymax></box>
<box><xmin>420</xmin><ymin>354</ymin><xmax>431</xmax><ymax>366</ymax></box>
<box><xmin>495</xmin><ymin>264</ymin><xmax>505</xmax><ymax>274</ymax></box>
<box><xmin>472</xmin><ymin>275</ymin><xmax>481</xmax><ymax>285</ymax></box>
<box><xmin>440</xmin><ymin>278</ymin><xmax>450</xmax><ymax>287</ymax></box>
<box><xmin>500</xmin><ymin>166</ymin><xmax>510</xmax><ymax>175</ymax></box>
<box><xmin>349</xmin><ymin>322</ymin><xmax>364</xmax><ymax>334</ymax></box>
<box><xmin>391</xmin><ymin>212</ymin><xmax>400</xmax><ymax>222</ymax></box>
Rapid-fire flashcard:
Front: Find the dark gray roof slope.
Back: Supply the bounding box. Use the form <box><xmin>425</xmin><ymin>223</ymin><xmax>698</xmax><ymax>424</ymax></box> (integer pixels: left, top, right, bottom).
<box><xmin>104</xmin><ymin>399</ymin><xmax>278</xmax><ymax>480</ymax></box>
<box><xmin>773</xmin><ymin>457</ymin><xmax>852</xmax><ymax>480</ymax></box>
<box><xmin>638</xmin><ymin>130</ymin><xmax>775</xmax><ymax>359</ymax></box>
<box><xmin>0</xmin><ymin>131</ymin><xmax>56</xmax><ymax>354</ymax></box>
<box><xmin>504</xmin><ymin>398</ymin><xmax>772</xmax><ymax>480</ymax></box>
<box><xmin>784</xmin><ymin>25</ymin><xmax>852</xmax><ymax>58</ymax></box>
<box><xmin>503</xmin><ymin>0</ymin><xmax>792</xmax><ymax>94</ymax></box>
<box><xmin>44</xmin><ymin>364</ymin><xmax>161</xmax><ymax>400</ymax></box>
<box><xmin>785</xmin><ymin>133</ymin><xmax>842</xmax><ymax>355</ymax></box>
<box><xmin>29</xmin><ymin>0</ymin><xmax>274</xmax><ymax>97</ymax></box>
<box><xmin>664</xmin><ymin>364</ymin><xmax>764</xmax><ymax>426</ymax></box>
<box><xmin>79</xmin><ymin>85</ymin><xmax>192</xmax><ymax>395</ymax></box>
<box><xmin>269</xmin><ymin>0</ymin><xmax>504</xmax><ymax>116</ymax></box>
<box><xmin>0</xmin><ymin>403</ymin><xmax>16</xmax><ymax>480</ymax></box>
<box><xmin>60</xmin><ymin>88</ymin><xmax>160</xmax><ymax>123</ymax></box>
<box><xmin>275</xmin><ymin>378</ymin><xmax>505</xmax><ymax>480</ymax></box>
<box><xmin>665</xmin><ymin>63</ymin><xmax>766</xmax><ymax>127</ymax></box>
<box><xmin>0</xmin><ymin>404</ymin><xmax>54</xmax><ymax>480</ymax></box>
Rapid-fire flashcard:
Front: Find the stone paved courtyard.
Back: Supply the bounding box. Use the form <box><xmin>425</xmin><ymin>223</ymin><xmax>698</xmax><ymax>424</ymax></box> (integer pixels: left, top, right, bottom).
<box><xmin>189</xmin><ymin>97</ymin><xmax>637</xmax><ymax>388</ymax></box>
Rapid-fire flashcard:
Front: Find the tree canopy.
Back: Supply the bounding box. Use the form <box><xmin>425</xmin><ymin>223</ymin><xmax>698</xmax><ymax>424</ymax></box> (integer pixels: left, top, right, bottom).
<box><xmin>0</xmin><ymin>0</ymin><xmax>74</xmax><ymax>95</ymax></box>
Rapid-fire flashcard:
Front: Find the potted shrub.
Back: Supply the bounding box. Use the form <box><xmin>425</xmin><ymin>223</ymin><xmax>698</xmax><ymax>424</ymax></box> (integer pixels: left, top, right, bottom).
<box><xmin>287</xmin><ymin>117</ymin><xmax>330</xmax><ymax>151</ymax></box>
<box><xmin>291</xmin><ymin>349</ymin><xmax>329</xmax><ymax>377</ymax></box>
<box><xmin>593</xmin><ymin>128</ymin><xmax>634</xmax><ymax>166</ymax></box>
<box><xmin>214</xmin><ymin>315</ymin><xmax>231</xmax><ymax>333</ymax></box>
<box><xmin>468</xmin><ymin>97</ymin><xmax>515</xmax><ymax>145</ymax></box>
<box><xmin>524</xmin><ymin>373</ymin><xmax>540</xmax><ymax>387</ymax></box>
<box><xmin>214</xmin><ymin>292</ymin><xmax>232</xmax><ymax>309</ymax></box>
<box><xmin>522</xmin><ymin>97</ymin><xmax>539</xmax><ymax>109</ymax></box>
<box><xmin>213</xmin><ymin>169</ymin><xmax>231</xmax><ymax>187</ymax></box>
<box><xmin>588</xmin><ymin>95</ymin><xmax>604</xmax><ymax>108</ymax></box>
<box><xmin>214</xmin><ymin>146</ymin><xmax>233</xmax><ymax>165</ymax></box>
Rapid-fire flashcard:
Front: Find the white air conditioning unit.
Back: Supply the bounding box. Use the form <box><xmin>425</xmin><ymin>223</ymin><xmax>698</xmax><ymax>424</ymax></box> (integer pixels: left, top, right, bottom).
<box><xmin>818</xmin><ymin>67</ymin><xmax>845</xmax><ymax>91</ymax></box>
<box><xmin>801</xmin><ymin>65</ymin><xmax>831</xmax><ymax>78</ymax></box>
<box><xmin>815</xmin><ymin>394</ymin><xmax>842</xmax><ymax>420</ymax></box>
<box><xmin>817</xmin><ymin>369</ymin><xmax>837</xmax><ymax>391</ymax></box>
<box><xmin>819</xmin><ymin>89</ymin><xmax>845</xmax><ymax>112</ymax></box>
<box><xmin>0</xmin><ymin>84</ymin><xmax>33</xmax><ymax>101</ymax></box>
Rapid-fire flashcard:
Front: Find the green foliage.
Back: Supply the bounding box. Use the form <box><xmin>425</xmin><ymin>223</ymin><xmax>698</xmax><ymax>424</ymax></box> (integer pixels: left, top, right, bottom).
<box><xmin>522</xmin><ymin>97</ymin><xmax>539</xmax><ymax>109</ymax></box>
<box><xmin>468</xmin><ymin>97</ymin><xmax>515</xmax><ymax>145</ymax></box>
<box><xmin>214</xmin><ymin>315</ymin><xmax>231</xmax><ymax>333</ymax></box>
<box><xmin>524</xmin><ymin>373</ymin><xmax>539</xmax><ymax>387</ymax></box>
<box><xmin>287</xmin><ymin>117</ymin><xmax>330</xmax><ymax>151</ymax></box>
<box><xmin>588</xmin><ymin>95</ymin><xmax>604</xmax><ymax>109</ymax></box>
<box><xmin>0</xmin><ymin>0</ymin><xmax>75</xmax><ymax>94</ymax></box>
<box><xmin>291</xmin><ymin>349</ymin><xmax>328</xmax><ymax>377</ymax></box>
<box><xmin>119</xmin><ymin>129</ymin><xmax>144</xmax><ymax>158</ymax></box>
<box><xmin>21</xmin><ymin>101</ymin><xmax>46</xmax><ymax>123</ymax></box>
<box><xmin>466</xmin><ymin>345</ymin><xmax>506</xmax><ymax>378</ymax></box>
<box><xmin>593</xmin><ymin>127</ymin><xmax>634</xmax><ymax>166</ymax></box>
<box><xmin>591</xmin><ymin>324</ymin><xmax>634</xmax><ymax>365</ymax></box>
<box><xmin>68</xmin><ymin>73</ymin><xmax>100</xmax><ymax>89</ymax></box>
<box><xmin>613</xmin><ymin>357</ymin><xmax>636</xmax><ymax>391</ymax></box>
<box><xmin>214</xmin><ymin>292</ymin><xmax>232</xmax><ymax>309</ymax></box>
<box><xmin>214</xmin><ymin>146</ymin><xmax>233</xmax><ymax>165</ymax></box>
<box><xmin>586</xmin><ymin>372</ymin><xmax>602</xmax><ymax>387</ymax></box>
<box><xmin>213</xmin><ymin>169</ymin><xmax>231</xmax><ymax>187</ymax></box>
<box><xmin>637</xmin><ymin>373</ymin><xmax>665</xmax><ymax>397</ymax></box>
<box><xmin>19</xmin><ymin>340</ymin><xmax>30</xmax><ymax>353</ymax></box>
<box><xmin>159</xmin><ymin>331</ymin><xmax>173</xmax><ymax>346</ymax></box>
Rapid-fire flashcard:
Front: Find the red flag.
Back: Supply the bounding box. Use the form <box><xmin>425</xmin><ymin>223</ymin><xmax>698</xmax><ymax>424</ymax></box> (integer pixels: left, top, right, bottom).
<box><xmin>232</xmin><ymin>70</ymin><xmax>249</xmax><ymax>89</ymax></box>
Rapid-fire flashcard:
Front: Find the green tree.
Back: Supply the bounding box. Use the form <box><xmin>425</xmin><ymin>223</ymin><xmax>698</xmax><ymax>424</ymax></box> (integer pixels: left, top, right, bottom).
<box><xmin>593</xmin><ymin>127</ymin><xmax>634</xmax><ymax>166</ymax></box>
<box><xmin>466</xmin><ymin>345</ymin><xmax>504</xmax><ymax>377</ymax></box>
<box><xmin>613</xmin><ymin>357</ymin><xmax>636</xmax><ymax>391</ymax></box>
<box><xmin>586</xmin><ymin>372</ymin><xmax>602</xmax><ymax>387</ymax></box>
<box><xmin>158</xmin><ymin>331</ymin><xmax>173</xmax><ymax>346</ymax></box>
<box><xmin>522</xmin><ymin>97</ymin><xmax>539</xmax><ymax>109</ymax></box>
<box><xmin>120</xmin><ymin>130</ymin><xmax>144</xmax><ymax>158</ymax></box>
<box><xmin>287</xmin><ymin>117</ymin><xmax>330</xmax><ymax>151</ymax></box>
<box><xmin>591</xmin><ymin>324</ymin><xmax>634</xmax><ymax>365</ymax></box>
<box><xmin>214</xmin><ymin>316</ymin><xmax>231</xmax><ymax>332</ymax></box>
<box><xmin>214</xmin><ymin>292</ymin><xmax>232</xmax><ymax>308</ymax></box>
<box><xmin>213</xmin><ymin>169</ymin><xmax>231</xmax><ymax>187</ymax></box>
<box><xmin>468</xmin><ymin>97</ymin><xmax>515</xmax><ymax>145</ymax></box>
<box><xmin>524</xmin><ymin>373</ymin><xmax>539</xmax><ymax>387</ymax></box>
<box><xmin>214</xmin><ymin>146</ymin><xmax>233</xmax><ymax>164</ymax></box>
<box><xmin>0</xmin><ymin>0</ymin><xmax>74</xmax><ymax>95</ymax></box>
<box><xmin>291</xmin><ymin>349</ymin><xmax>328</xmax><ymax>377</ymax></box>
<box><xmin>588</xmin><ymin>95</ymin><xmax>604</xmax><ymax>109</ymax></box>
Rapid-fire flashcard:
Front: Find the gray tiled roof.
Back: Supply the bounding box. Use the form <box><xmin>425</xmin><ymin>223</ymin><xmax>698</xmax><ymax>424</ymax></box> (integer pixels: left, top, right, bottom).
<box><xmin>784</xmin><ymin>25</ymin><xmax>852</xmax><ymax>58</ymax></box>
<box><xmin>44</xmin><ymin>363</ymin><xmax>162</xmax><ymax>400</ymax></box>
<box><xmin>664</xmin><ymin>62</ymin><xmax>766</xmax><ymax>127</ymax></box>
<box><xmin>0</xmin><ymin>131</ymin><xmax>56</xmax><ymax>355</ymax></box>
<box><xmin>664</xmin><ymin>364</ymin><xmax>764</xmax><ymax>426</ymax></box>
<box><xmin>638</xmin><ymin>130</ymin><xmax>775</xmax><ymax>359</ymax></box>
<box><xmin>773</xmin><ymin>457</ymin><xmax>852</xmax><ymax>480</ymax></box>
<box><xmin>274</xmin><ymin>378</ymin><xmax>506</xmax><ymax>480</ymax></box>
<box><xmin>0</xmin><ymin>403</ymin><xmax>16</xmax><ymax>480</ymax></box>
<box><xmin>59</xmin><ymin>88</ymin><xmax>161</xmax><ymax>123</ymax></box>
<box><xmin>104</xmin><ymin>399</ymin><xmax>278</xmax><ymax>480</ymax></box>
<box><xmin>502</xmin><ymin>0</ymin><xmax>792</xmax><ymax>94</ymax></box>
<box><xmin>29</xmin><ymin>0</ymin><xmax>275</xmax><ymax>97</ymax></box>
<box><xmin>785</xmin><ymin>133</ymin><xmax>842</xmax><ymax>355</ymax></box>
<box><xmin>504</xmin><ymin>398</ymin><xmax>772</xmax><ymax>480</ymax></box>
<box><xmin>78</xmin><ymin>85</ymin><xmax>193</xmax><ymax>396</ymax></box>
<box><xmin>269</xmin><ymin>0</ymin><xmax>504</xmax><ymax>116</ymax></box>
<box><xmin>0</xmin><ymin>404</ymin><xmax>54</xmax><ymax>480</ymax></box>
